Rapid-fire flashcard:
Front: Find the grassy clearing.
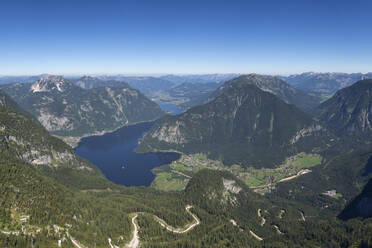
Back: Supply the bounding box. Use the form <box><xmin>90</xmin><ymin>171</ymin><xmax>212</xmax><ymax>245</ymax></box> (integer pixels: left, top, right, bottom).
<box><xmin>151</xmin><ymin>172</ymin><xmax>188</xmax><ymax>191</ymax></box>
<box><xmin>171</xmin><ymin>163</ymin><xmax>193</xmax><ymax>172</ymax></box>
<box><xmin>285</xmin><ymin>153</ymin><xmax>322</xmax><ymax>169</ymax></box>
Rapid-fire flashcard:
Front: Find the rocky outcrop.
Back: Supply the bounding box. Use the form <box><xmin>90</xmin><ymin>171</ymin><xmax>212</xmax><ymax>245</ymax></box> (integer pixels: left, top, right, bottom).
<box><xmin>290</xmin><ymin>124</ymin><xmax>324</xmax><ymax>144</ymax></box>
<box><xmin>30</xmin><ymin>75</ymin><xmax>70</xmax><ymax>93</ymax></box>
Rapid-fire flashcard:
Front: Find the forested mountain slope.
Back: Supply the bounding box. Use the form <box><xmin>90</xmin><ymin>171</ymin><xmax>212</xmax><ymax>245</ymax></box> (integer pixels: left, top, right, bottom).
<box><xmin>138</xmin><ymin>75</ymin><xmax>330</xmax><ymax>168</ymax></box>
<box><xmin>315</xmin><ymin>79</ymin><xmax>372</xmax><ymax>140</ymax></box>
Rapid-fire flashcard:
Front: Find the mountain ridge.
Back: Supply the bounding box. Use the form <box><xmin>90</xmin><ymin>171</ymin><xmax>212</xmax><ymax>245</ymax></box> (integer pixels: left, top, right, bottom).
<box><xmin>0</xmin><ymin>75</ymin><xmax>165</xmax><ymax>142</ymax></box>
<box><xmin>280</xmin><ymin>72</ymin><xmax>372</xmax><ymax>98</ymax></box>
<box><xmin>315</xmin><ymin>79</ymin><xmax>372</xmax><ymax>139</ymax></box>
<box><xmin>138</xmin><ymin>75</ymin><xmax>329</xmax><ymax>168</ymax></box>
<box><xmin>187</xmin><ymin>74</ymin><xmax>321</xmax><ymax>112</ymax></box>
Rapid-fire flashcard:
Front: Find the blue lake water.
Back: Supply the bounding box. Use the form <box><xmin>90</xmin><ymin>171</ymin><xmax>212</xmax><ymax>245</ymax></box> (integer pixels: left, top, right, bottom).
<box><xmin>74</xmin><ymin>121</ymin><xmax>180</xmax><ymax>187</ymax></box>
<box><xmin>156</xmin><ymin>102</ymin><xmax>184</xmax><ymax>115</ymax></box>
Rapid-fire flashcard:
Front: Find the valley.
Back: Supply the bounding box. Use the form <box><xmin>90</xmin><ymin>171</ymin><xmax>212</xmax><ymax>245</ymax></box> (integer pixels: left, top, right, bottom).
<box><xmin>0</xmin><ymin>75</ymin><xmax>372</xmax><ymax>247</ymax></box>
<box><xmin>2</xmin><ymin>1</ymin><xmax>372</xmax><ymax>247</ymax></box>
<box><xmin>151</xmin><ymin>152</ymin><xmax>322</xmax><ymax>193</ymax></box>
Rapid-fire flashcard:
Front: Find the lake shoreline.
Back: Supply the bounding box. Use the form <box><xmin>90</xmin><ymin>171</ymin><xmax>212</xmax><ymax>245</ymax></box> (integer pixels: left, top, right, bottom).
<box><xmin>74</xmin><ymin>121</ymin><xmax>180</xmax><ymax>187</ymax></box>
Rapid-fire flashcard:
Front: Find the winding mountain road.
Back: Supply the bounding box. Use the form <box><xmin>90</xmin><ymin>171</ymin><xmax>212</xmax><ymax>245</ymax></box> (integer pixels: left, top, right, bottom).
<box><xmin>125</xmin><ymin>205</ymin><xmax>200</xmax><ymax>248</ymax></box>
<box><xmin>68</xmin><ymin>233</ymin><xmax>88</xmax><ymax>248</ymax></box>
<box><xmin>154</xmin><ymin>205</ymin><xmax>200</xmax><ymax>234</ymax></box>
<box><xmin>66</xmin><ymin>206</ymin><xmax>200</xmax><ymax>248</ymax></box>
<box><xmin>257</xmin><ymin>209</ymin><xmax>266</xmax><ymax>226</ymax></box>
<box><xmin>125</xmin><ymin>215</ymin><xmax>139</xmax><ymax>248</ymax></box>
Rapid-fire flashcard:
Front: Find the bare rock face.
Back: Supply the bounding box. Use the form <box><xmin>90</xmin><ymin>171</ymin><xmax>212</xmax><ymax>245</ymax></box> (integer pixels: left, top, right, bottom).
<box><xmin>150</xmin><ymin>121</ymin><xmax>187</xmax><ymax>144</ymax></box>
<box><xmin>38</xmin><ymin>110</ymin><xmax>74</xmax><ymax>131</ymax></box>
<box><xmin>31</xmin><ymin>75</ymin><xmax>70</xmax><ymax>93</ymax></box>
<box><xmin>0</xmin><ymin>103</ymin><xmax>94</xmax><ymax>171</ymax></box>
<box><xmin>223</xmin><ymin>179</ymin><xmax>242</xmax><ymax>194</ymax></box>
<box><xmin>291</xmin><ymin>124</ymin><xmax>324</xmax><ymax>144</ymax></box>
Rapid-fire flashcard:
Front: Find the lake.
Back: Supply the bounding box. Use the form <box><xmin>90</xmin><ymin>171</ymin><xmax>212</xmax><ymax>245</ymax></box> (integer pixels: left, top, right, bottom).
<box><xmin>156</xmin><ymin>102</ymin><xmax>184</xmax><ymax>115</ymax></box>
<box><xmin>74</xmin><ymin>121</ymin><xmax>180</xmax><ymax>187</ymax></box>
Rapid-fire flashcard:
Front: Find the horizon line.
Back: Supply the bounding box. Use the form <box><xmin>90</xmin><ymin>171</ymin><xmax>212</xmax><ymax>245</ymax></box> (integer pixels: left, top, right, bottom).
<box><xmin>1</xmin><ymin>71</ymin><xmax>372</xmax><ymax>78</ymax></box>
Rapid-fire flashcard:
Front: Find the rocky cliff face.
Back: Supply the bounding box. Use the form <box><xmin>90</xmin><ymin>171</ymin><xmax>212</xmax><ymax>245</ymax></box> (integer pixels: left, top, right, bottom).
<box><xmin>1</xmin><ymin>75</ymin><xmax>164</xmax><ymax>139</ymax></box>
<box><xmin>138</xmin><ymin>75</ymin><xmax>329</xmax><ymax>168</ymax></box>
<box><xmin>315</xmin><ymin>79</ymin><xmax>372</xmax><ymax>138</ymax></box>
<box><xmin>0</xmin><ymin>94</ymin><xmax>111</xmax><ymax>189</ymax></box>
<box><xmin>30</xmin><ymin>75</ymin><xmax>71</xmax><ymax>93</ymax></box>
<box><xmin>0</xmin><ymin>103</ymin><xmax>87</xmax><ymax>169</ymax></box>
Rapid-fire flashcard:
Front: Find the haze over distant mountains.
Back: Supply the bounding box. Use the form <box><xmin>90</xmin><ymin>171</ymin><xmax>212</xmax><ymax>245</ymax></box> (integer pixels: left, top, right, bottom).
<box><xmin>280</xmin><ymin>72</ymin><xmax>372</xmax><ymax>98</ymax></box>
<box><xmin>2</xmin><ymin>71</ymin><xmax>371</xmax><ymax>100</ymax></box>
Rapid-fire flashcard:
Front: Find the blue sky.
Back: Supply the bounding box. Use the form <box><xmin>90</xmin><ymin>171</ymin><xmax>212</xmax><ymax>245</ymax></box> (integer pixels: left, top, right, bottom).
<box><xmin>0</xmin><ymin>0</ymin><xmax>371</xmax><ymax>75</ymax></box>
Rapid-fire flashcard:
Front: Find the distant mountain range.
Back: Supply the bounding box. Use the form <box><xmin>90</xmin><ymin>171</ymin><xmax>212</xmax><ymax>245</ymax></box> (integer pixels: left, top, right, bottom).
<box><xmin>0</xmin><ymin>75</ymin><xmax>164</xmax><ymax>143</ymax></box>
<box><xmin>71</xmin><ymin>75</ymin><xmax>236</xmax><ymax>109</ymax></box>
<box><xmin>159</xmin><ymin>73</ymin><xmax>240</xmax><ymax>84</ymax></box>
<box><xmin>74</xmin><ymin>75</ymin><xmax>129</xmax><ymax>89</ymax></box>
<box><xmin>280</xmin><ymin>72</ymin><xmax>372</xmax><ymax>98</ymax></box>
<box><xmin>3</xmin><ymin>72</ymin><xmax>372</xmax><ymax>111</ymax></box>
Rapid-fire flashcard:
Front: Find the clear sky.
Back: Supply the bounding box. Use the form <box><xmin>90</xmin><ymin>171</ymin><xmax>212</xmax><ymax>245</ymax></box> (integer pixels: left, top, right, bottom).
<box><xmin>0</xmin><ymin>0</ymin><xmax>371</xmax><ymax>75</ymax></box>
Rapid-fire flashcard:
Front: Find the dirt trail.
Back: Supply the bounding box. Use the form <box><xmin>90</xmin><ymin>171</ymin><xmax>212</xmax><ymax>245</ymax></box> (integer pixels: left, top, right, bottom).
<box><xmin>278</xmin><ymin>169</ymin><xmax>311</xmax><ymax>183</ymax></box>
<box><xmin>63</xmin><ymin>206</ymin><xmax>199</xmax><ymax>248</ymax></box>
<box><xmin>278</xmin><ymin>209</ymin><xmax>285</xmax><ymax>219</ymax></box>
<box><xmin>249</xmin><ymin>230</ymin><xmax>263</xmax><ymax>241</ymax></box>
<box><xmin>108</xmin><ymin>238</ymin><xmax>119</xmax><ymax>248</ymax></box>
<box><xmin>273</xmin><ymin>225</ymin><xmax>283</xmax><ymax>234</ymax></box>
<box><xmin>125</xmin><ymin>206</ymin><xmax>199</xmax><ymax>248</ymax></box>
<box><xmin>154</xmin><ymin>205</ymin><xmax>200</xmax><ymax>233</ymax></box>
<box><xmin>299</xmin><ymin>211</ymin><xmax>306</xmax><ymax>221</ymax></box>
<box><xmin>68</xmin><ymin>233</ymin><xmax>88</xmax><ymax>248</ymax></box>
<box><xmin>250</xmin><ymin>169</ymin><xmax>312</xmax><ymax>193</ymax></box>
<box><xmin>257</xmin><ymin>209</ymin><xmax>266</xmax><ymax>226</ymax></box>
<box><xmin>125</xmin><ymin>215</ymin><xmax>139</xmax><ymax>248</ymax></box>
<box><xmin>171</xmin><ymin>170</ymin><xmax>192</xmax><ymax>179</ymax></box>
